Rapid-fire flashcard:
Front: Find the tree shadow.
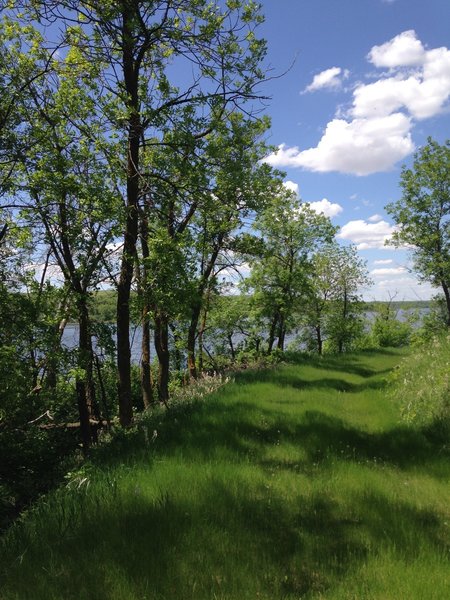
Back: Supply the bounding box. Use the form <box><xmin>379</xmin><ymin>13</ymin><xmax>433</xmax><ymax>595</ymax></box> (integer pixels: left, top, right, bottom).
<box><xmin>7</xmin><ymin>467</ymin><xmax>448</xmax><ymax>599</ymax></box>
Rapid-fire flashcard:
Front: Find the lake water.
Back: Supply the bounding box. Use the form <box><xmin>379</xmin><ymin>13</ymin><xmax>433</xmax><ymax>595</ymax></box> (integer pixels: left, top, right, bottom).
<box><xmin>61</xmin><ymin>308</ymin><xmax>428</xmax><ymax>364</ymax></box>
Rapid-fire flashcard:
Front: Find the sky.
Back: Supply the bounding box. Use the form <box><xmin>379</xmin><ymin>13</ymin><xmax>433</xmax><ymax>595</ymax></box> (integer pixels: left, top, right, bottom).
<box><xmin>256</xmin><ymin>0</ymin><xmax>450</xmax><ymax>300</ymax></box>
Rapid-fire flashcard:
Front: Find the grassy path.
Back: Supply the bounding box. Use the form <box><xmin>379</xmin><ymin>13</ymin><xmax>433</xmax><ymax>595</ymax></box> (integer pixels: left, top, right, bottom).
<box><xmin>2</xmin><ymin>349</ymin><xmax>449</xmax><ymax>599</ymax></box>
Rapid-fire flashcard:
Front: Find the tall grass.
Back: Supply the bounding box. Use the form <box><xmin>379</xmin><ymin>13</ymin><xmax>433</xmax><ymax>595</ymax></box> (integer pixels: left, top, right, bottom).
<box><xmin>1</xmin><ymin>349</ymin><xmax>449</xmax><ymax>599</ymax></box>
<box><xmin>390</xmin><ymin>335</ymin><xmax>450</xmax><ymax>439</ymax></box>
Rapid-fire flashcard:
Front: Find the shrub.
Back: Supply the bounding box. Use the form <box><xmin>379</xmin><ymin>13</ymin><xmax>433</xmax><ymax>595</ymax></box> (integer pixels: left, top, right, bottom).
<box><xmin>371</xmin><ymin>315</ymin><xmax>412</xmax><ymax>347</ymax></box>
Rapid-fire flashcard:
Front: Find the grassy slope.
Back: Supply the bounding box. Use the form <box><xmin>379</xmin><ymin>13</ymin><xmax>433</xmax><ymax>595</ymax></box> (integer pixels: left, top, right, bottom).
<box><xmin>1</xmin><ymin>349</ymin><xmax>449</xmax><ymax>600</ymax></box>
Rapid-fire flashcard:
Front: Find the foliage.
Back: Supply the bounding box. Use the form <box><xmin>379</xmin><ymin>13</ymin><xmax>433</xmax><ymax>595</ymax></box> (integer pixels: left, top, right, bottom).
<box><xmin>300</xmin><ymin>244</ymin><xmax>371</xmax><ymax>354</ymax></box>
<box><xmin>371</xmin><ymin>304</ymin><xmax>413</xmax><ymax>347</ymax></box>
<box><xmin>411</xmin><ymin>294</ymin><xmax>448</xmax><ymax>344</ymax></box>
<box><xmin>245</xmin><ymin>189</ymin><xmax>336</xmax><ymax>352</ymax></box>
<box><xmin>390</xmin><ymin>335</ymin><xmax>450</xmax><ymax>439</ymax></box>
<box><xmin>386</xmin><ymin>138</ymin><xmax>450</xmax><ymax>321</ymax></box>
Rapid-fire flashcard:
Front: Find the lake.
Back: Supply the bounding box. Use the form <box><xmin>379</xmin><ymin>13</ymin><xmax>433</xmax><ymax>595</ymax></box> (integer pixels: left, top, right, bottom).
<box><xmin>61</xmin><ymin>308</ymin><xmax>428</xmax><ymax>364</ymax></box>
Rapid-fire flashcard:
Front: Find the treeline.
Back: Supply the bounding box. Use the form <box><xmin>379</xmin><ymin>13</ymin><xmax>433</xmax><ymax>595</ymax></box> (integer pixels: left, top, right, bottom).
<box><xmin>86</xmin><ymin>292</ymin><xmax>430</xmax><ymax>325</ymax></box>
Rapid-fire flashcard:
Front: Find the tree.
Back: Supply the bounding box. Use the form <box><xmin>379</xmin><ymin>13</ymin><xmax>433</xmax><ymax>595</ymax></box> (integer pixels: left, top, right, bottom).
<box><xmin>4</xmin><ymin>30</ymin><xmax>122</xmax><ymax>450</ymax></box>
<box><xmin>300</xmin><ymin>245</ymin><xmax>339</xmax><ymax>355</ymax></box>
<box><xmin>386</xmin><ymin>138</ymin><xmax>450</xmax><ymax>323</ymax></box>
<box><xmin>246</xmin><ymin>190</ymin><xmax>337</xmax><ymax>352</ymax></box>
<box><xmin>185</xmin><ymin>113</ymin><xmax>275</xmax><ymax>379</ymax></box>
<box><xmin>17</xmin><ymin>0</ymin><xmax>269</xmax><ymax>425</ymax></box>
<box><xmin>300</xmin><ymin>244</ymin><xmax>370</xmax><ymax>354</ymax></box>
<box><xmin>323</xmin><ymin>245</ymin><xmax>371</xmax><ymax>353</ymax></box>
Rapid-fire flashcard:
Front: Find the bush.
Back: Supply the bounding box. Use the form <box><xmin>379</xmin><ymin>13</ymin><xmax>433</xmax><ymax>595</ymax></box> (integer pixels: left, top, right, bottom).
<box><xmin>371</xmin><ymin>315</ymin><xmax>412</xmax><ymax>347</ymax></box>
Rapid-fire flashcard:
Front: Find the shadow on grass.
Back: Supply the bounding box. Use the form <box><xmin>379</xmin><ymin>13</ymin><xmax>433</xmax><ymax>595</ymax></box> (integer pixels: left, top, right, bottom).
<box><xmin>3</xmin><ymin>349</ymin><xmax>449</xmax><ymax>599</ymax></box>
<box><xmin>4</xmin><ymin>470</ymin><xmax>448</xmax><ymax>600</ymax></box>
<box><xmin>152</xmin><ymin>400</ymin><xmax>448</xmax><ymax>476</ymax></box>
<box><xmin>91</xmin><ymin>350</ymin><xmax>446</xmax><ymax>479</ymax></box>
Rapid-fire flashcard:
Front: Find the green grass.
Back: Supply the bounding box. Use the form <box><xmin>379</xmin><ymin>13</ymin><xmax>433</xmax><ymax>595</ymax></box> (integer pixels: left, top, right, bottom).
<box><xmin>1</xmin><ymin>349</ymin><xmax>449</xmax><ymax>599</ymax></box>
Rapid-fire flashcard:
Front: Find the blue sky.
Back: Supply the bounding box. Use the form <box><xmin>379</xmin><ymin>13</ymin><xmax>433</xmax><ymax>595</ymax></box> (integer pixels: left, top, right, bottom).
<box><xmin>257</xmin><ymin>0</ymin><xmax>450</xmax><ymax>300</ymax></box>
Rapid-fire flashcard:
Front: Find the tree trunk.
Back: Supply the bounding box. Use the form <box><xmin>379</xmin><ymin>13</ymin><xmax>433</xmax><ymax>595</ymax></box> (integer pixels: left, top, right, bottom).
<box><xmin>339</xmin><ymin>291</ymin><xmax>348</xmax><ymax>354</ymax></box>
<box><xmin>76</xmin><ymin>295</ymin><xmax>96</xmax><ymax>452</ymax></box>
<box><xmin>267</xmin><ymin>313</ymin><xmax>279</xmax><ymax>354</ymax></box>
<box><xmin>140</xmin><ymin>209</ymin><xmax>153</xmax><ymax>409</ymax></box>
<box><xmin>441</xmin><ymin>279</ymin><xmax>450</xmax><ymax>326</ymax></box>
<box><xmin>197</xmin><ymin>305</ymin><xmax>208</xmax><ymax>374</ymax></box>
<box><xmin>154</xmin><ymin>310</ymin><xmax>170</xmax><ymax>404</ymax></box>
<box><xmin>316</xmin><ymin>325</ymin><xmax>323</xmax><ymax>355</ymax></box>
<box><xmin>141</xmin><ymin>311</ymin><xmax>153</xmax><ymax>408</ymax></box>
<box><xmin>116</xmin><ymin>8</ymin><xmax>142</xmax><ymax>427</ymax></box>
<box><xmin>277</xmin><ymin>314</ymin><xmax>285</xmax><ymax>351</ymax></box>
<box><xmin>227</xmin><ymin>333</ymin><xmax>236</xmax><ymax>360</ymax></box>
<box><xmin>187</xmin><ymin>303</ymin><xmax>202</xmax><ymax>380</ymax></box>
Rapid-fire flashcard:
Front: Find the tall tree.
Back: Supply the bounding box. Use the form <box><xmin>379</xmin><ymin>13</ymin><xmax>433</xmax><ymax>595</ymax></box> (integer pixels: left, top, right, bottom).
<box><xmin>185</xmin><ymin>113</ymin><xmax>275</xmax><ymax>379</ymax></box>
<box><xmin>386</xmin><ymin>138</ymin><xmax>450</xmax><ymax>323</ymax></box>
<box><xmin>5</xmin><ymin>31</ymin><xmax>122</xmax><ymax>450</ymax></box>
<box><xmin>321</xmin><ymin>245</ymin><xmax>370</xmax><ymax>353</ymax></box>
<box><xmin>246</xmin><ymin>190</ymin><xmax>337</xmax><ymax>352</ymax></box>
<box><xmin>18</xmin><ymin>0</ymin><xmax>268</xmax><ymax>425</ymax></box>
<box><xmin>301</xmin><ymin>244</ymin><xmax>371</xmax><ymax>354</ymax></box>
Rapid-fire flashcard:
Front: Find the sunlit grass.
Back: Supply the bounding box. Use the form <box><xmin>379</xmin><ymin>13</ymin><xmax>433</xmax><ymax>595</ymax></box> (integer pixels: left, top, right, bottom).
<box><xmin>1</xmin><ymin>349</ymin><xmax>449</xmax><ymax>599</ymax></box>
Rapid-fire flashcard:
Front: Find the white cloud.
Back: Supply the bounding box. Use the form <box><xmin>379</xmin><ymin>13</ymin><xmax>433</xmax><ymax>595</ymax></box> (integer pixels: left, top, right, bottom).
<box><xmin>283</xmin><ymin>180</ymin><xmax>299</xmax><ymax>195</ymax></box>
<box><xmin>371</xmin><ymin>266</ymin><xmax>406</xmax><ymax>276</ymax></box>
<box><xmin>368</xmin><ymin>30</ymin><xmax>425</xmax><ymax>68</ymax></box>
<box><xmin>265</xmin><ymin>31</ymin><xmax>450</xmax><ymax>176</ymax></box>
<box><xmin>307</xmin><ymin>198</ymin><xmax>343</xmax><ymax>218</ymax></box>
<box><xmin>378</xmin><ymin>277</ymin><xmax>414</xmax><ymax>286</ymax></box>
<box><xmin>337</xmin><ymin>219</ymin><xmax>396</xmax><ymax>249</ymax></box>
<box><xmin>373</xmin><ymin>258</ymin><xmax>393</xmax><ymax>265</ymax></box>
<box><xmin>304</xmin><ymin>67</ymin><xmax>349</xmax><ymax>92</ymax></box>
<box><xmin>265</xmin><ymin>113</ymin><xmax>413</xmax><ymax>176</ymax></box>
<box><xmin>353</xmin><ymin>51</ymin><xmax>450</xmax><ymax>120</ymax></box>
<box><xmin>368</xmin><ymin>214</ymin><xmax>384</xmax><ymax>222</ymax></box>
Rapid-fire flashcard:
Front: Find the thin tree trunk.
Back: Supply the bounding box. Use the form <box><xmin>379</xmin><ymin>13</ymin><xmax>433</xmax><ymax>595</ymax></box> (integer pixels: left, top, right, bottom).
<box><xmin>140</xmin><ymin>210</ymin><xmax>153</xmax><ymax>408</ymax></box>
<box><xmin>441</xmin><ymin>279</ymin><xmax>450</xmax><ymax>326</ymax></box>
<box><xmin>316</xmin><ymin>325</ymin><xmax>322</xmax><ymax>355</ymax></box>
<box><xmin>227</xmin><ymin>333</ymin><xmax>236</xmax><ymax>360</ymax></box>
<box><xmin>267</xmin><ymin>313</ymin><xmax>279</xmax><ymax>354</ymax></box>
<box><xmin>154</xmin><ymin>310</ymin><xmax>170</xmax><ymax>405</ymax></box>
<box><xmin>197</xmin><ymin>305</ymin><xmax>208</xmax><ymax>374</ymax></box>
<box><xmin>277</xmin><ymin>314</ymin><xmax>285</xmax><ymax>351</ymax></box>
<box><xmin>141</xmin><ymin>311</ymin><xmax>153</xmax><ymax>408</ymax></box>
<box><xmin>77</xmin><ymin>295</ymin><xmax>95</xmax><ymax>452</ymax></box>
<box><xmin>187</xmin><ymin>303</ymin><xmax>201</xmax><ymax>380</ymax></box>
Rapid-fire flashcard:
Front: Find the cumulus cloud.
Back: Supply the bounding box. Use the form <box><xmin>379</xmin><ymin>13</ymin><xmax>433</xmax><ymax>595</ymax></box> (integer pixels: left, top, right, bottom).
<box><xmin>337</xmin><ymin>219</ymin><xmax>397</xmax><ymax>249</ymax></box>
<box><xmin>265</xmin><ymin>31</ymin><xmax>450</xmax><ymax>176</ymax></box>
<box><xmin>304</xmin><ymin>67</ymin><xmax>349</xmax><ymax>92</ymax></box>
<box><xmin>368</xmin><ymin>214</ymin><xmax>384</xmax><ymax>222</ymax></box>
<box><xmin>266</xmin><ymin>113</ymin><xmax>414</xmax><ymax>176</ymax></box>
<box><xmin>373</xmin><ymin>258</ymin><xmax>393</xmax><ymax>265</ymax></box>
<box><xmin>353</xmin><ymin>52</ymin><xmax>450</xmax><ymax>120</ymax></box>
<box><xmin>307</xmin><ymin>198</ymin><xmax>343</xmax><ymax>218</ymax></box>
<box><xmin>371</xmin><ymin>266</ymin><xmax>406</xmax><ymax>276</ymax></box>
<box><xmin>368</xmin><ymin>30</ymin><xmax>425</xmax><ymax>68</ymax></box>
